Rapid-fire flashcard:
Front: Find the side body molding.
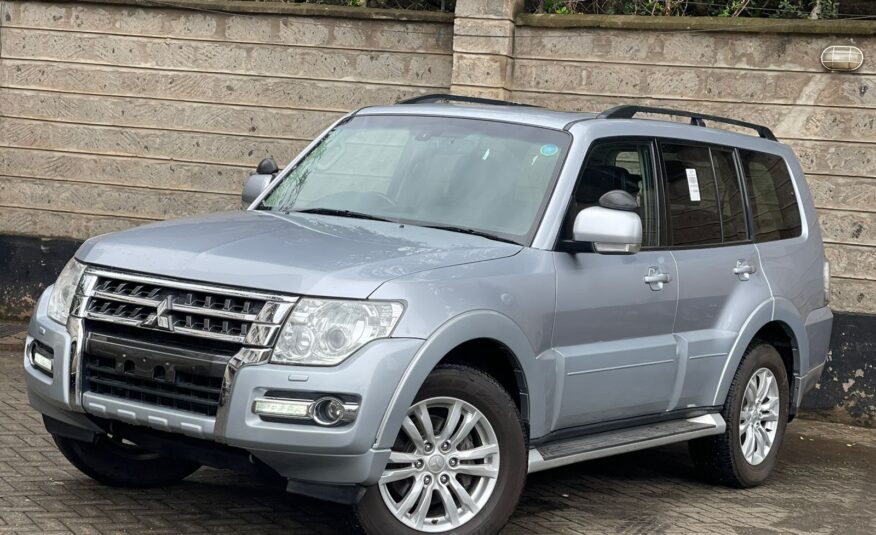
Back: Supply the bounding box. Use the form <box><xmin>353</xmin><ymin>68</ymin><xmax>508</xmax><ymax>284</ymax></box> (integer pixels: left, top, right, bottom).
<box><xmin>711</xmin><ymin>297</ymin><xmax>807</xmax><ymax>407</ymax></box>
<box><xmin>375</xmin><ymin>310</ymin><xmax>555</xmax><ymax>449</ymax></box>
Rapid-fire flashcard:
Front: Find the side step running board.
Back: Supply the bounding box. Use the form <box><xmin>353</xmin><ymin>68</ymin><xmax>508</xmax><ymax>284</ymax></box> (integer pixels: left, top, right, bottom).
<box><xmin>528</xmin><ymin>414</ymin><xmax>725</xmax><ymax>473</ymax></box>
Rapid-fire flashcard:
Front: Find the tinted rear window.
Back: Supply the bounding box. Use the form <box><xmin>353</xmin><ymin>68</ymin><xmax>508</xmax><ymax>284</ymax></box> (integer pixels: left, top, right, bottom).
<box><xmin>662</xmin><ymin>144</ymin><xmax>722</xmax><ymax>246</ymax></box>
<box><xmin>739</xmin><ymin>150</ymin><xmax>802</xmax><ymax>242</ymax></box>
<box><xmin>712</xmin><ymin>148</ymin><xmax>749</xmax><ymax>243</ymax></box>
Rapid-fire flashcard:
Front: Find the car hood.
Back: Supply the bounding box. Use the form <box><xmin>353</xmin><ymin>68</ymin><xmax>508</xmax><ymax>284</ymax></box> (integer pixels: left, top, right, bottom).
<box><xmin>76</xmin><ymin>210</ymin><xmax>522</xmax><ymax>298</ymax></box>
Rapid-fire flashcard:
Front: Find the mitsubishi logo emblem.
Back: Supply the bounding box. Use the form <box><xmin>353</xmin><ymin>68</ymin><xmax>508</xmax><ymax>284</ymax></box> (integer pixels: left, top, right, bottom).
<box><xmin>141</xmin><ymin>296</ymin><xmax>174</xmax><ymax>331</ymax></box>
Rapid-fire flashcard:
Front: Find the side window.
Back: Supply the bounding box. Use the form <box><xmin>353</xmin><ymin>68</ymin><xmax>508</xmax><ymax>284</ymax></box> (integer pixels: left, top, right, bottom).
<box><xmin>563</xmin><ymin>141</ymin><xmax>660</xmax><ymax>247</ymax></box>
<box><xmin>711</xmin><ymin>148</ymin><xmax>749</xmax><ymax>243</ymax></box>
<box><xmin>662</xmin><ymin>143</ymin><xmax>722</xmax><ymax>246</ymax></box>
<box><xmin>739</xmin><ymin>150</ymin><xmax>802</xmax><ymax>241</ymax></box>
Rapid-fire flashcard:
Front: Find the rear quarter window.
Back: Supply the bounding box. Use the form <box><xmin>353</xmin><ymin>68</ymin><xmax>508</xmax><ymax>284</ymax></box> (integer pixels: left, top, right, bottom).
<box><xmin>739</xmin><ymin>150</ymin><xmax>802</xmax><ymax>241</ymax></box>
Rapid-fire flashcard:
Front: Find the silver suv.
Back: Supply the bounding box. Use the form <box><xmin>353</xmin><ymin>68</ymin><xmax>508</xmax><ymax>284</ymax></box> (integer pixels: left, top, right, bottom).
<box><xmin>25</xmin><ymin>96</ymin><xmax>833</xmax><ymax>534</ymax></box>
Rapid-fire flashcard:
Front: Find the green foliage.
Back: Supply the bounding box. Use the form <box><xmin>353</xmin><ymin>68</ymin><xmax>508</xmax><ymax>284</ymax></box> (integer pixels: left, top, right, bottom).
<box><xmin>278</xmin><ymin>0</ymin><xmax>456</xmax><ymax>11</ymax></box>
<box><xmin>527</xmin><ymin>0</ymin><xmax>840</xmax><ymax>18</ymax></box>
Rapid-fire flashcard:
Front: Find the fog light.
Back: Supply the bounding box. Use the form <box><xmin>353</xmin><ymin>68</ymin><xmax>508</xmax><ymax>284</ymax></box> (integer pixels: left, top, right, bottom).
<box><xmin>33</xmin><ymin>351</ymin><xmax>54</xmax><ymax>373</ymax></box>
<box><xmin>29</xmin><ymin>343</ymin><xmax>54</xmax><ymax>375</ymax></box>
<box><xmin>252</xmin><ymin>396</ymin><xmax>359</xmax><ymax>425</ymax></box>
<box><xmin>312</xmin><ymin>397</ymin><xmax>346</xmax><ymax>426</ymax></box>
<box><xmin>252</xmin><ymin>398</ymin><xmax>310</xmax><ymax>419</ymax></box>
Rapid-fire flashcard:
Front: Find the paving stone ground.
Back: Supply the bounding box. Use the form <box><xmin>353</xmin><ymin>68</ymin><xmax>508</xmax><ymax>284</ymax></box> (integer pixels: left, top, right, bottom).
<box><xmin>0</xmin><ymin>324</ymin><xmax>26</xmax><ymax>351</ymax></box>
<box><xmin>1</xmin><ymin>346</ymin><xmax>874</xmax><ymax>534</ymax></box>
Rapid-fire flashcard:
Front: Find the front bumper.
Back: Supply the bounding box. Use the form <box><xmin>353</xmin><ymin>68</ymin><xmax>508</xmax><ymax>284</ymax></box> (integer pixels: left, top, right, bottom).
<box><xmin>25</xmin><ymin>288</ymin><xmax>423</xmax><ymax>487</ymax></box>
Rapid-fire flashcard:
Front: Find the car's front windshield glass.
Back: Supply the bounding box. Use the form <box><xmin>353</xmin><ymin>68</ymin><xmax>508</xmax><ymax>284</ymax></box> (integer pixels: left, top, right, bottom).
<box><xmin>258</xmin><ymin>115</ymin><xmax>571</xmax><ymax>245</ymax></box>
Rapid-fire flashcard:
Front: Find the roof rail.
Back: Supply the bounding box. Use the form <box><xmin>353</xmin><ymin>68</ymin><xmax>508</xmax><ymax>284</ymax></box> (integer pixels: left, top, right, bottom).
<box><xmin>397</xmin><ymin>93</ymin><xmax>535</xmax><ymax>107</ymax></box>
<box><xmin>597</xmin><ymin>105</ymin><xmax>777</xmax><ymax>141</ymax></box>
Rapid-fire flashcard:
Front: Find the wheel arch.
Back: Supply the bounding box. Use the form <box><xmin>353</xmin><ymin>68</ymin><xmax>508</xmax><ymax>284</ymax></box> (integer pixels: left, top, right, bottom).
<box><xmin>437</xmin><ymin>338</ymin><xmax>530</xmax><ymax>425</ymax></box>
<box><xmin>374</xmin><ymin>310</ymin><xmax>549</xmax><ymax>450</ymax></box>
<box><xmin>713</xmin><ymin>298</ymin><xmax>807</xmax><ymax>411</ymax></box>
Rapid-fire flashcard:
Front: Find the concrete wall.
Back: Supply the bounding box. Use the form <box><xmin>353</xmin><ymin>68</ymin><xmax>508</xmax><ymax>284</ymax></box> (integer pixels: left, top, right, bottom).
<box><xmin>5</xmin><ymin>0</ymin><xmax>872</xmax><ymax>315</ymax></box>
<box><xmin>0</xmin><ymin>0</ymin><xmax>873</xmax><ymax>424</ymax></box>
<box><xmin>504</xmin><ymin>18</ymin><xmax>876</xmax><ymax>316</ymax></box>
<box><xmin>0</xmin><ymin>0</ymin><xmax>453</xmax><ymax>240</ymax></box>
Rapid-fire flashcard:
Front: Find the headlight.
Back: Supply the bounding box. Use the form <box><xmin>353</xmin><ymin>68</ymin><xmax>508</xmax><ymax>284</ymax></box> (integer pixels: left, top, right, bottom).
<box><xmin>271</xmin><ymin>298</ymin><xmax>404</xmax><ymax>366</ymax></box>
<box><xmin>47</xmin><ymin>259</ymin><xmax>86</xmax><ymax>325</ymax></box>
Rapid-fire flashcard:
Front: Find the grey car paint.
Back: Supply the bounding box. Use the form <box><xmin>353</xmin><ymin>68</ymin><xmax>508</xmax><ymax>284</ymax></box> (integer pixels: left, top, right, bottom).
<box><xmin>553</xmin><ymin>249</ymin><xmax>679</xmax><ymax>427</ymax></box>
<box><xmin>76</xmin><ymin>210</ymin><xmax>522</xmax><ymax>299</ymax></box>
<box><xmin>25</xmin><ymin>102</ymin><xmax>833</xmax><ymax>492</ymax></box>
<box><xmin>670</xmin><ymin>242</ymin><xmax>771</xmax><ymax>409</ymax></box>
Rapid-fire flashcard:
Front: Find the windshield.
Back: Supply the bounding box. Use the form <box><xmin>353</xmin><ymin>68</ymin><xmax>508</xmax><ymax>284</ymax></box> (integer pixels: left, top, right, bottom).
<box><xmin>258</xmin><ymin>115</ymin><xmax>571</xmax><ymax>245</ymax></box>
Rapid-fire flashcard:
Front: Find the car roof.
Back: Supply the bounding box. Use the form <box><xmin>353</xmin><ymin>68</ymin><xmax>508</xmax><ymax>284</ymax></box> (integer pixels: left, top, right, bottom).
<box><xmin>355</xmin><ymin>103</ymin><xmax>596</xmax><ymax>130</ymax></box>
<box><xmin>354</xmin><ymin>101</ymin><xmax>783</xmax><ymax>151</ymax></box>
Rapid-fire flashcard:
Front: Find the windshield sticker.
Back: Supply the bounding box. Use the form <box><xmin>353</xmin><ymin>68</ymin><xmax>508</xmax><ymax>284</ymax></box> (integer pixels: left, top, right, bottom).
<box><xmin>686</xmin><ymin>168</ymin><xmax>701</xmax><ymax>202</ymax></box>
<box><xmin>540</xmin><ymin>144</ymin><xmax>559</xmax><ymax>157</ymax></box>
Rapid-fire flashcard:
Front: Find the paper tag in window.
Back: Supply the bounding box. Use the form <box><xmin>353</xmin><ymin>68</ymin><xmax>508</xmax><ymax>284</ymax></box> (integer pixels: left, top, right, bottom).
<box><xmin>685</xmin><ymin>168</ymin><xmax>701</xmax><ymax>202</ymax></box>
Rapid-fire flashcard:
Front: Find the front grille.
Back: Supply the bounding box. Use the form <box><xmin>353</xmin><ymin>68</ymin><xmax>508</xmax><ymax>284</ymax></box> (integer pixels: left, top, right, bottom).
<box><xmin>75</xmin><ymin>269</ymin><xmax>293</xmax><ymax>417</ymax></box>
<box><xmin>80</xmin><ymin>328</ymin><xmax>242</xmax><ymax>417</ymax></box>
<box><xmin>84</xmin><ymin>353</ymin><xmax>223</xmax><ymax>416</ymax></box>
<box><xmin>77</xmin><ymin>269</ymin><xmax>297</xmax><ymax>347</ymax></box>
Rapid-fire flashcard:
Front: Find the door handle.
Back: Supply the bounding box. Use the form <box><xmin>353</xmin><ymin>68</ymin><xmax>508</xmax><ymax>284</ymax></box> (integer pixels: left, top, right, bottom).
<box><xmin>733</xmin><ymin>260</ymin><xmax>757</xmax><ymax>281</ymax></box>
<box><xmin>644</xmin><ymin>267</ymin><xmax>672</xmax><ymax>291</ymax></box>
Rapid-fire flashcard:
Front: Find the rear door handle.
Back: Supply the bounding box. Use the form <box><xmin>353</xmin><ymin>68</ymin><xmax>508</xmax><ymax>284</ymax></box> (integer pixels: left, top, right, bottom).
<box><xmin>644</xmin><ymin>267</ymin><xmax>672</xmax><ymax>291</ymax></box>
<box><xmin>733</xmin><ymin>260</ymin><xmax>757</xmax><ymax>281</ymax></box>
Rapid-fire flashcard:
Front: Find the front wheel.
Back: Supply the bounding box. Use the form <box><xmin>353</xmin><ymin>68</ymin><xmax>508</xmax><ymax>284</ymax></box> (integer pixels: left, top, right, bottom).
<box><xmin>356</xmin><ymin>365</ymin><xmax>526</xmax><ymax>534</ymax></box>
<box><xmin>689</xmin><ymin>343</ymin><xmax>789</xmax><ymax>487</ymax></box>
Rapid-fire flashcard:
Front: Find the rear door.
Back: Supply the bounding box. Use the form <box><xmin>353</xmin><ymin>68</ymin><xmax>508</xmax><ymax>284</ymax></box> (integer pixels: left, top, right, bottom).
<box><xmin>552</xmin><ymin>139</ymin><xmax>679</xmax><ymax>429</ymax></box>
<box><xmin>661</xmin><ymin>141</ymin><xmax>772</xmax><ymax>410</ymax></box>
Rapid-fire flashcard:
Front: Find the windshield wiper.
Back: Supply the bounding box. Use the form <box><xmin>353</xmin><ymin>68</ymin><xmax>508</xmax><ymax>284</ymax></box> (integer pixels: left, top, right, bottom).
<box><xmin>423</xmin><ymin>225</ymin><xmax>521</xmax><ymax>245</ymax></box>
<box><xmin>290</xmin><ymin>208</ymin><xmax>394</xmax><ymax>223</ymax></box>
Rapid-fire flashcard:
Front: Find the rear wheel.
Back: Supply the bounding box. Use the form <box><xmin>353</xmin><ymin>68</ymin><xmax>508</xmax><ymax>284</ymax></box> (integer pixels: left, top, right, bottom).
<box><xmin>53</xmin><ymin>433</ymin><xmax>201</xmax><ymax>488</ymax></box>
<box><xmin>689</xmin><ymin>343</ymin><xmax>789</xmax><ymax>487</ymax></box>
<box><xmin>356</xmin><ymin>365</ymin><xmax>526</xmax><ymax>534</ymax></box>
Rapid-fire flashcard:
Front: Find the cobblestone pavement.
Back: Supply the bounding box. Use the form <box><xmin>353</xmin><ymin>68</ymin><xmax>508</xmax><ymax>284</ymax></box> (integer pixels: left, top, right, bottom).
<box><xmin>0</xmin><ymin>325</ymin><xmax>26</xmax><ymax>351</ymax></box>
<box><xmin>1</xmin><ymin>347</ymin><xmax>874</xmax><ymax>534</ymax></box>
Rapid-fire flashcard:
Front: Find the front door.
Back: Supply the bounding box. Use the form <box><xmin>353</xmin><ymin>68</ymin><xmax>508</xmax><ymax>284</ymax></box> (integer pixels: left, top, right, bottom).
<box><xmin>552</xmin><ymin>139</ymin><xmax>679</xmax><ymax>430</ymax></box>
<box><xmin>658</xmin><ymin>142</ymin><xmax>772</xmax><ymax>410</ymax></box>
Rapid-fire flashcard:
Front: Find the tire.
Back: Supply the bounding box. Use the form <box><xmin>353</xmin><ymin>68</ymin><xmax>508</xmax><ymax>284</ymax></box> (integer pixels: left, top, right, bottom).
<box><xmin>53</xmin><ymin>433</ymin><xmax>201</xmax><ymax>488</ymax></box>
<box><xmin>689</xmin><ymin>343</ymin><xmax>790</xmax><ymax>488</ymax></box>
<box><xmin>356</xmin><ymin>365</ymin><xmax>527</xmax><ymax>535</ymax></box>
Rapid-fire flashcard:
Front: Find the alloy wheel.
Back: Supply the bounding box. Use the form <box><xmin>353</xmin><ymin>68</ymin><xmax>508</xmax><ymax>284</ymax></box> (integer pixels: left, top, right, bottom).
<box><xmin>379</xmin><ymin>396</ymin><xmax>500</xmax><ymax>532</ymax></box>
<box><xmin>739</xmin><ymin>367</ymin><xmax>780</xmax><ymax>465</ymax></box>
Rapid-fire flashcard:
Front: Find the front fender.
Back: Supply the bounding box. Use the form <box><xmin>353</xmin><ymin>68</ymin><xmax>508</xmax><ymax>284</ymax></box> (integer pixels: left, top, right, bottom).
<box><xmin>375</xmin><ymin>310</ymin><xmax>554</xmax><ymax>449</ymax></box>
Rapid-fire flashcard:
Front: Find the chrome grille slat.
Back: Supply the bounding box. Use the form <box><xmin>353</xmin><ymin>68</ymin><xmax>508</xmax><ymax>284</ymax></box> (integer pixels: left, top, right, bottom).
<box><xmin>77</xmin><ymin>269</ymin><xmax>296</xmax><ymax>348</ymax></box>
<box><xmin>93</xmin><ymin>289</ymin><xmax>158</xmax><ymax>307</ymax></box>
<box><xmin>86</xmin><ymin>268</ymin><xmax>295</xmax><ymax>302</ymax></box>
<box><xmin>171</xmin><ymin>302</ymin><xmax>259</xmax><ymax>322</ymax></box>
<box><xmin>85</xmin><ymin>311</ymin><xmax>145</xmax><ymax>328</ymax></box>
<box><xmin>173</xmin><ymin>325</ymin><xmax>246</xmax><ymax>344</ymax></box>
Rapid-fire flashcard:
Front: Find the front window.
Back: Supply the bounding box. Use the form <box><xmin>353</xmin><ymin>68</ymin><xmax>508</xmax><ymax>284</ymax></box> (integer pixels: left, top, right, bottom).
<box><xmin>258</xmin><ymin>115</ymin><xmax>571</xmax><ymax>245</ymax></box>
<box><xmin>563</xmin><ymin>140</ymin><xmax>660</xmax><ymax>248</ymax></box>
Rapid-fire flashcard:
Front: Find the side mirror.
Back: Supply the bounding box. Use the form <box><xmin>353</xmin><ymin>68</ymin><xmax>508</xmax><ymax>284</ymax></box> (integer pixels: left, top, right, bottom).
<box><xmin>242</xmin><ymin>174</ymin><xmax>272</xmax><ymax>205</ymax></box>
<box><xmin>573</xmin><ymin>190</ymin><xmax>642</xmax><ymax>254</ymax></box>
<box><xmin>242</xmin><ymin>158</ymin><xmax>278</xmax><ymax>205</ymax></box>
<box><xmin>257</xmin><ymin>157</ymin><xmax>279</xmax><ymax>175</ymax></box>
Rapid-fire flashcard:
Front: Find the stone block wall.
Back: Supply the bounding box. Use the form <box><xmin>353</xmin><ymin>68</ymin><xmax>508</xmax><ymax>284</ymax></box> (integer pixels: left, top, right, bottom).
<box><xmin>0</xmin><ymin>0</ymin><xmax>873</xmax><ymax>424</ymax></box>
<box><xmin>0</xmin><ymin>0</ymin><xmax>453</xmax><ymax>242</ymax></box>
